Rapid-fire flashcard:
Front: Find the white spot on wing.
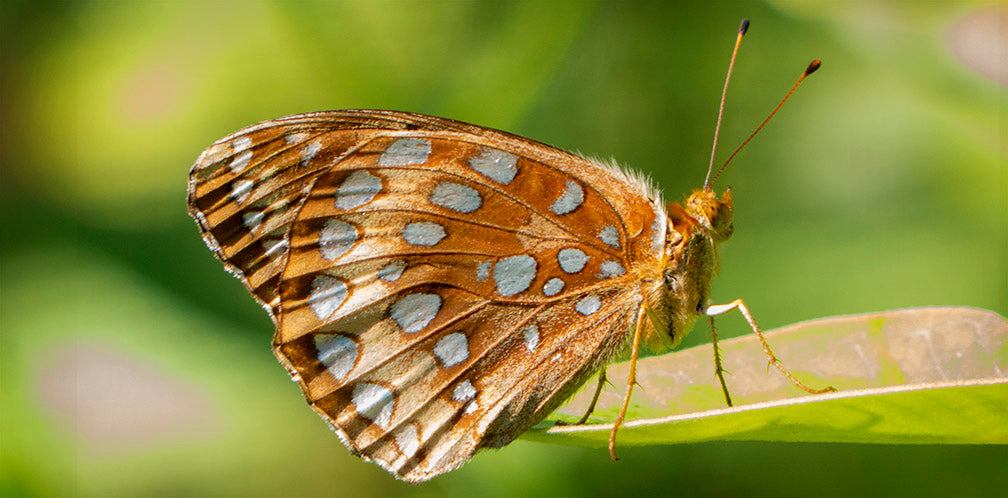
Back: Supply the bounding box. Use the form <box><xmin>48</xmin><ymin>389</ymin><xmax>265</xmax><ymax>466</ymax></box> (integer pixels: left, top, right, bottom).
<box><xmin>476</xmin><ymin>261</ymin><xmax>491</xmax><ymax>282</ymax></box>
<box><xmin>390</xmin><ymin>293</ymin><xmax>441</xmax><ymax>333</ymax></box>
<box><xmin>285</xmin><ymin>132</ymin><xmax>307</xmax><ymax>144</ymax></box>
<box><xmin>300</xmin><ymin>140</ymin><xmax>322</xmax><ymax>167</ymax></box>
<box><xmin>433</xmin><ymin>333</ymin><xmax>469</xmax><ymax>367</ymax></box>
<box><xmin>314</xmin><ymin>334</ymin><xmax>357</xmax><ymax>380</ymax></box>
<box><xmin>395</xmin><ymin>424</ymin><xmax>421</xmax><ymax>458</ymax></box>
<box><xmin>575</xmin><ymin>295</ymin><xmax>601</xmax><ymax>315</ymax></box>
<box><xmin>523</xmin><ymin>324</ymin><xmax>539</xmax><ymax>351</ymax></box>
<box><xmin>378</xmin><ymin>138</ymin><xmax>431</xmax><ymax>166</ymax></box>
<box><xmin>233</xmin><ymin>136</ymin><xmax>253</xmax><ymax>152</ymax></box>
<box><xmin>453</xmin><ymin>380</ymin><xmax>476</xmax><ymax>402</ymax></box>
<box><xmin>402</xmin><ymin>222</ymin><xmax>446</xmax><ymax>246</ymax></box>
<box><xmin>429</xmin><ymin>182</ymin><xmax>482</xmax><ymax>213</ymax></box>
<box><xmin>242</xmin><ymin>211</ymin><xmax>264</xmax><ymax>231</ymax></box>
<box><xmin>467</xmin><ymin>148</ymin><xmax>518</xmax><ymax>184</ymax></box>
<box><xmin>319</xmin><ymin>219</ymin><xmax>357</xmax><ymax>260</ymax></box>
<box><xmin>550</xmin><ymin>180</ymin><xmax>584</xmax><ymax>215</ymax></box>
<box><xmin>543</xmin><ymin>278</ymin><xmax>564</xmax><ymax>296</ymax></box>
<box><xmin>599</xmin><ymin>260</ymin><xmax>626</xmax><ymax>278</ymax></box>
<box><xmin>453</xmin><ymin>379</ymin><xmax>477</xmax><ymax>414</ymax></box>
<box><xmin>558</xmin><ymin>248</ymin><xmax>589</xmax><ymax>273</ymax></box>
<box><xmin>229</xmin><ymin>150</ymin><xmax>252</xmax><ymax>173</ymax></box>
<box><xmin>230</xmin><ymin>180</ymin><xmax>253</xmax><ymax>203</ymax></box>
<box><xmin>377</xmin><ymin>260</ymin><xmax>406</xmax><ymax>281</ymax></box>
<box><xmin>598</xmin><ymin>225</ymin><xmax>620</xmax><ymax>248</ymax></box>
<box><xmin>309</xmin><ymin>275</ymin><xmax>348</xmax><ymax>320</ymax></box>
<box><xmin>335</xmin><ymin>170</ymin><xmax>382</xmax><ymax>210</ymax></box>
<box><xmin>352</xmin><ymin>383</ymin><xmax>394</xmax><ymax>429</ymax></box>
<box><xmin>493</xmin><ymin>255</ymin><xmax>537</xmax><ymax>296</ymax></box>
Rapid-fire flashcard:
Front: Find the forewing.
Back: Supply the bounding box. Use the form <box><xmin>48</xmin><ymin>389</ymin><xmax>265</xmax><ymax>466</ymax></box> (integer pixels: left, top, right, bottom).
<box><xmin>188</xmin><ymin>111</ymin><xmax>480</xmax><ymax>317</ymax></box>
<box><xmin>188</xmin><ymin>111</ymin><xmax>669</xmax><ymax>482</ymax></box>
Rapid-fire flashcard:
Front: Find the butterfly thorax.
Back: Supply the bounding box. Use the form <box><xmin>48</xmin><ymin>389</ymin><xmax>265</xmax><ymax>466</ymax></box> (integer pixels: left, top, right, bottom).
<box><xmin>643</xmin><ymin>188</ymin><xmax>734</xmax><ymax>351</ymax></box>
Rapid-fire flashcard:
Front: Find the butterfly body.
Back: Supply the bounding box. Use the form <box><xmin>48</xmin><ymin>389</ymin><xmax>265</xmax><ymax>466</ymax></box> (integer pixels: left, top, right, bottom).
<box><xmin>188</xmin><ymin>110</ymin><xmax>733</xmax><ymax>482</ymax></box>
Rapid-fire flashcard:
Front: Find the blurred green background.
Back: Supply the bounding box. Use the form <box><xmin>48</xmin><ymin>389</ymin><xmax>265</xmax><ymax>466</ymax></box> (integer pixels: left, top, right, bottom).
<box><xmin>2</xmin><ymin>1</ymin><xmax>1004</xmax><ymax>496</ymax></box>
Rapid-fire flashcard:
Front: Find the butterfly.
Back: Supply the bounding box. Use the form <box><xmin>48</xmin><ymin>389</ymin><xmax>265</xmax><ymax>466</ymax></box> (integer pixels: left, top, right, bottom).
<box><xmin>187</xmin><ymin>25</ymin><xmax>832</xmax><ymax>483</ymax></box>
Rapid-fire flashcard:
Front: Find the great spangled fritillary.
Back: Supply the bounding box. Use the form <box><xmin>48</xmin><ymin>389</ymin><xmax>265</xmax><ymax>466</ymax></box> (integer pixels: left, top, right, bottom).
<box><xmin>188</xmin><ymin>23</ymin><xmax>832</xmax><ymax>483</ymax></box>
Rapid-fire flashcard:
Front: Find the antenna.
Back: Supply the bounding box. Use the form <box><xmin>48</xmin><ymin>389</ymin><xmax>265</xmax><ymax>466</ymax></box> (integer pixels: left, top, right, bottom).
<box><xmin>708</xmin><ymin>59</ymin><xmax>822</xmax><ymax>187</ymax></box>
<box><xmin>704</xmin><ymin>19</ymin><xmax>750</xmax><ymax>189</ymax></box>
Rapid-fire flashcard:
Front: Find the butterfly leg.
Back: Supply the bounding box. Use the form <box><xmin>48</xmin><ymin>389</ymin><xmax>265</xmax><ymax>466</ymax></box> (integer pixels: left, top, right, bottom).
<box><xmin>556</xmin><ymin>368</ymin><xmax>608</xmax><ymax>426</ymax></box>
<box><xmin>708</xmin><ymin>316</ymin><xmax>733</xmax><ymax>407</ymax></box>
<box><xmin>706</xmin><ymin>299</ymin><xmax>836</xmax><ymax>396</ymax></box>
<box><xmin>609</xmin><ymin>303</ymin><xmax>648</xmax><ymax>461</ymax></box>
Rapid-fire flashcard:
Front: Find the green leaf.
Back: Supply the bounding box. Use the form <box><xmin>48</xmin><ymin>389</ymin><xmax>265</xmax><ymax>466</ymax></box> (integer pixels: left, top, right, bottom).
<box><xmin>524</xmin><ymin>307</ymin><xmax>1007</xmax><ymax>447</ymax></box>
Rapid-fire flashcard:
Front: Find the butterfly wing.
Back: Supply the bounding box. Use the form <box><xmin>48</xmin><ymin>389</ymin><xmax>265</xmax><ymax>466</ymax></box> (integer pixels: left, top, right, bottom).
<box><xmin>188</xmin><ymin>110</ymin><xmax>670</xmax><ymax>482</ymax></box>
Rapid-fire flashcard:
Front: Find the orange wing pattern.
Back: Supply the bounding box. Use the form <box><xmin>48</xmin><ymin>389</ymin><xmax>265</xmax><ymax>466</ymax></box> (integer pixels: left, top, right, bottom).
<box><xmin>188</xmin><ymin>110</ymin><xmax>672</xmax><ymax>482</ymax></box>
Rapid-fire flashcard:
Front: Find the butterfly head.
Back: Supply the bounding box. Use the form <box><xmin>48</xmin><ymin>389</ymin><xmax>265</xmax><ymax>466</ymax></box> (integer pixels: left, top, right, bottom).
<box><xmin>644</xmin><ymin>187</ymin><xmax>734</xmax><ymax>351</ymax></box>
<box><xmin>683</xmin><ymin>187</ymin><xmax>734</xmax><ymax>242</ymax></box>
